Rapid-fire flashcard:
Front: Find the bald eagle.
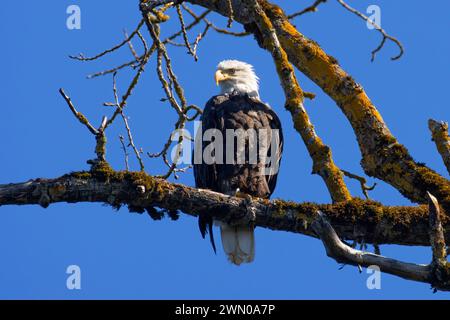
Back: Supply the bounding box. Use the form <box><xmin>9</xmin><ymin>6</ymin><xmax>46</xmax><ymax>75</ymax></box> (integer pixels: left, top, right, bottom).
<box><xmin>194</xmin><ymin>60</ymin><xmax>283</xmax><ymax>265</ymax></box>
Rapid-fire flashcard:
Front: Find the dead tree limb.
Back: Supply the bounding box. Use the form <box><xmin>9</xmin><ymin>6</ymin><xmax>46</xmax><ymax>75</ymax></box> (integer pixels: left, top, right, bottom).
<box><xmin>336</xmin><ymin>0</ymin><xmax>404</xmax><ymax>61</ymax></box>
<box><xmin>312</xmin><ymin>193</ymin><xmax>450</xmax><ymax>291</ymax></box>
<box><xmin>287</xmin><ymin>0</ymin><xmax>327</xmax><ymax>19</ymax></box>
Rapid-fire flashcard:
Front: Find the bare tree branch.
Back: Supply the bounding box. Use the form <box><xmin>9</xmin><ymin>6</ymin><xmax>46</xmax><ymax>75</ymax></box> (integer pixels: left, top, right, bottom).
<box><xmin>336</xmin><ymin>0</ymin><xmax>404</xmax><ymax>61</ymax></box>
<box><xmin>175</xmin><ymin>4</ymin><xmax>198</xmax><ymax>60</ymax></box>
<box><xmin>59</xmin><ymin>88</ymin><xmax>98</xmax><ymax>135</ymax></box>
<box><xmin>124</xmin><ymin>30</ymin><xmax>141</xmax><ymax>61</ymax></box>
<box><xmin>312</xmin><ymin>211</ymin><xmax>432</xmax><ymax>286</ymax></box>
<box><xmin>312</xmin><ymin>192</ymin><xmax>450</xmax><ymax>291</ymax></box>
<box><xmin>182</xmin><ymin>5</ymin><xmax>250</xmax><ymax>37</ymax></box>
<box><xmin>69</xmin><ymin>19</ymin><xmax>145</xmax><ymax>61</ymax></box>
<box><xmin>226</xmin><ymin>0</ymin><xmax>234</xmax><ymax>27</ymax></box>
<box><xmin>84</xmin><ymin>9</ymin><xmax>210</xmax><ymax>80</ymax></box>
<box><xmin>119</xmin><ymin>135</ymin><xmax>130</xmax><ymax>171</ymax></box>
<box><xmin>111</xmin><ymin>73</ymin><xmax>145</xmax><ymax>171</ymax></box>
<box><xmin>288</xmin><ymin>0</ymin><xmax>327</xmax><ymax>19</ymax></box>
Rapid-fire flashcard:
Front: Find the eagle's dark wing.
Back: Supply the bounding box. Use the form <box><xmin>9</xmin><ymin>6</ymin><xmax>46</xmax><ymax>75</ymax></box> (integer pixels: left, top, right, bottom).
<box><xmin>193</xmin><ymin>99</ymin><xmax>220</xmax><ymax>193</ymax></box>
<box><xmin>193</xmin><ymin>93</ymin><xmax>283</xmax><ymax>251</ymax></box>
<box><xmin>263</xmin><ymin>102</ymin><xmax>283</xmax><ymax>197</ymax></box>
<box><xmin>193</xmin><ymin>100</ymin><xmax>220</xmax><ymax>253</ymax></box>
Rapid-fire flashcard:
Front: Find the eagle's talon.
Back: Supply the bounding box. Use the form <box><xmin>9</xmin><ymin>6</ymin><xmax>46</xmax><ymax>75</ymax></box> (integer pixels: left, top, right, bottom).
<box><xmin>225</xmin><ymin>189</ymin><xmax>257</xmax><ymax>226</ymax></box>
<box><xmin>234</xmin><ymin>188</ymin><xmax>253</xmax><ymax>201</ymax></box>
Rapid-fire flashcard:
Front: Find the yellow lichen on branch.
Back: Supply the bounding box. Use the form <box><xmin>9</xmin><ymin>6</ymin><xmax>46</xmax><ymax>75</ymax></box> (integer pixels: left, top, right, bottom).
<box><xmin>253</xmin><ymin>1</ymin><xmax>450</xmax><ymax>213</ymax></box>
<box><xmin>429</xmin><ymin>119</ymin><xmax>450</xmax><ymax>175</ymax></box>
<box><xmin>249</xmin><ymin>0</ymin><xmax>351</xmax><ymax>203</ymax></box>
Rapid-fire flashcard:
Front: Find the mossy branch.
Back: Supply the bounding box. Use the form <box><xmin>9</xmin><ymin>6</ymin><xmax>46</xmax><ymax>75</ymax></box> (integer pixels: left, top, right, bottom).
<box><xmin>0</xmin><ymin>167</ymin><xmax>447</xmax><ymax>247</ymax></box>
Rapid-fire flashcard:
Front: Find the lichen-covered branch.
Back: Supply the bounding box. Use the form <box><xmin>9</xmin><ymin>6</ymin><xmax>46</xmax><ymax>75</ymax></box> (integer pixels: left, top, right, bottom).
<box><xmin>184</xmin><ymin>0</ymin><xmax>450</xmax><ymax>215</ymax></box>
<box><xmin>429</xmin><ymin>119</ymin><xmax>450</xmax><ymax>175</ymax></box>
<box><xmin>249</xmin><ymin>0</ymin><xmax>351</xmax><ymax>203</ymax></box>
<box><xmin>0</xmin><ymin>167</ymin><xmax>448</xmax><ymax>247</ymax></box>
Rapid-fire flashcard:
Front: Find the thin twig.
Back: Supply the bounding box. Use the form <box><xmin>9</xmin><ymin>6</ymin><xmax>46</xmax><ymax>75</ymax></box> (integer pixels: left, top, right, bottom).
<box><xmin>136</xmin><ymin>31</ymin><xmax>149</xmax><ymax>55</ymax></box>
<box><xmin>341</xmin><ymin>169</ymin><xmax>376</xmax><ymax>199</ymax></box>
<box><xmin>176</xmin><ymin>4</ymin><xmax>197</xmax><ymax>60</ymax></box>
<box><xmin>70</xmin><ymin>19</ymin><xmax>145</xmax><ymax>61</ymax></box>
<box><xmin>226</xmin><ymin>0</ymin><xmax>234</xmax><ymax>28</ymax></box>
<box><xmin>104</xmin><ymin>50</ymin><xmax>151</xmax><ymax>129</ymax></box>
<box><xmin>182</xmin><ymin>5</ymin><xmax>249</xmax><ymax>37</ymax></box>
<box><xmin>59</xmin><ymin>88</ymin><xmax>98</xmax><ymax>135</ymax></box>
<box><xmin>112</xmin><ymin>73</ymin><xmax>145</xmax><ymax>171</ymax></box>
<box><xmin>192</xmin><ymin>23</ymin><xmax>210</xmax><ymax>59</ymax></box>
<box><xmin>87</xmin><ymin>59</ymin><xmax>140</xmax><ymax>79</ymax></box>
<box><xmin>141</xmin><ymin>8</ymin><xmax>195</xmax><ymax>179</ymax></box>
<box><xmin>119</xmin><ymin>135</ymin><xmax>130</xmax><ymax>171</ymax></box>
<box><xmin>336</xmin><ymin>0</ymin><xmax>404</xmax><ymax>61</ymax></box>
<box><xmin>87</xmin><ymin>9</ymin><xmax>210</xmax><ymax>79</ymax></box>
<box><xmin>288</xmin><ymin>0</ymin><xmax>327</xmax><ymax>19</ymax></box>
<box><xmin>124</xmin><ymin>30</ymin><xmax>140</xmax><ymax>61</ymax></box>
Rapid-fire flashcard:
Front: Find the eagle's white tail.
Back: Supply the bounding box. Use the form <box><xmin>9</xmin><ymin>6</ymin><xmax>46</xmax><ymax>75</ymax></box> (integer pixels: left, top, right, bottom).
<box><xmin>220</xmin><ymin>224</ymin><xmax>255</xmax><ymax>265</ymax></box>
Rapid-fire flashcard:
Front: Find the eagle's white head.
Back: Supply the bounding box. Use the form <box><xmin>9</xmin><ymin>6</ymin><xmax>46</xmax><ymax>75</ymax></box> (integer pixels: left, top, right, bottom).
<box><xmin>215</xmin><ymin>60</ymin><xmax>260</xmax><ymax>98</ymax></box>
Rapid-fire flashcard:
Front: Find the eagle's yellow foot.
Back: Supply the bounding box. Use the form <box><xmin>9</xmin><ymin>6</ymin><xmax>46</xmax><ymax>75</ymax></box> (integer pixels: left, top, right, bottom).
<box><xmin>228</xmin><ymin>188</ymin><xmax>256</xmax><ymax>226</ymax></box>
<box><xmin>234</xmin><ymin>188</ymin><xmax>253</xmax><ymax>201</ymax></box>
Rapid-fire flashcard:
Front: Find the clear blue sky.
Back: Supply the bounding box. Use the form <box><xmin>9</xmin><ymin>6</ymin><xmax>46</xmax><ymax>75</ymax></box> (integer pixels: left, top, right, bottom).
<box><xmin>0</xmin><ymin>1</ymin><xmax>449</xmax><ymax>299</ymax></box>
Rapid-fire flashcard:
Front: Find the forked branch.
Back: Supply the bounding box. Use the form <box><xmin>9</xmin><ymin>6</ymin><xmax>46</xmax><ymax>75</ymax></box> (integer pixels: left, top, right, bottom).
<box><xmin>312</xmin><ymin>192</ymin><xmax>450</xmax><ymax>291</ymax></box>
<box><xmin>336</xmin><ymin>0</ymin><xmax>404</xmax><ymax>61</ymax></box>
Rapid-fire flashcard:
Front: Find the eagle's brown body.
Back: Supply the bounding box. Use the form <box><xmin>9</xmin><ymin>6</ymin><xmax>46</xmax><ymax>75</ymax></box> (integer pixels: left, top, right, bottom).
<box><xmin>194</xmin><ymin>93</ymin><xmax>283</xmax><ymax>264</ymax></box>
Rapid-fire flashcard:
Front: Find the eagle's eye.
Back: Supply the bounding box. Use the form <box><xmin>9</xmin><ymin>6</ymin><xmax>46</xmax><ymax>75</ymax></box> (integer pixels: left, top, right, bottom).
<box><xmin>228</xmin><ymin>68</ymin><xmax>236</xmax><ymax>75</ymax></box>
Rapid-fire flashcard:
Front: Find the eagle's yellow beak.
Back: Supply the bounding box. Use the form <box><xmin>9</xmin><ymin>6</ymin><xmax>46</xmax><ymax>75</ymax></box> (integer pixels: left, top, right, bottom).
<box><xmin>215</xmin><ymin>70</ymin><xmax>228</xmax><ymax>86</ymax></box>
